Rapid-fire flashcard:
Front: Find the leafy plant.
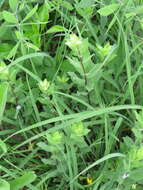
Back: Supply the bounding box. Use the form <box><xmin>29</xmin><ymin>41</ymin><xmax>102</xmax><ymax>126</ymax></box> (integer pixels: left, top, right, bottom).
<box><xmin>0</xmin><ymin>0</ymin><xmax>143</xmax><ymax>189</ymax></box>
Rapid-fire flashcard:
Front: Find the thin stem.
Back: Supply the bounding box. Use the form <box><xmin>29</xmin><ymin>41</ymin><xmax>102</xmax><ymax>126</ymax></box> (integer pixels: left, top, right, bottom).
<box><xmin>78</xmin><ymin>49</ymin><xmax>88</xmax><ymax>86</ymax></box>
<box><xmin>77</xmin><ymin>49</ymin><xmax>91</xmax><ymax>105</ymax></box>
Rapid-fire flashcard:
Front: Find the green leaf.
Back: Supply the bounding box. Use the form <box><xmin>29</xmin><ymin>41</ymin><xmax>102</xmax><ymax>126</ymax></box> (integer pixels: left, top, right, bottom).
<box><xmin>7</xmin><ymin>43</ymin><xmax>19</xmax><ymax>59</ymax></box>
<box><xmin>38</xmin><ymin>2</ymin><xmax>50</xmax><ymax>22</ymax></box>
<box><xmin>97</xmin><ymin>4</ymin><xmax>119</xmax><ymax>16</ymax></box>
<box><xmin>23</xmin><ymin>4</ymin><xmax>38</xmax><ymax>22</ymax></box>
<box><xmin>2</xmin><ymin>11</ymin><xmax>17</xmax><ymax>23</ymax></box>
<box><xmin>0</xmin><ymin>82</ymin><xmax>9</xmax><ymax>124</ymax></box>
<box><xmin>0</xmin><ymin>139</ymin><xmax>7</xmax><ymax>154</ymax></box>
<box><xmin>76</xmin><ymin>7</ymin><xmax>94</xmax><ymax>18</ymax></box>
<box><xmin>10</xmin><ymin>171</ymin><xmax>37</xmax><ymax>190</ymax></box>
<box><xmin>0</xmin><ymin>43</ymin><xmax>13</xmax><ymax>59</ymax></box>
<box><xmin>0</xmin><ymin>179</ymin><xmax>10</xmax><ymax>190</ymax></box>
<box><xmin>47</xmin><ymin>25</ymin><xmax>66</xmax><ymax>33</ymax></box>
<box><xmin>26</xmin><ymin>42</ymin><xmax>40</xmax><ymax>51</ymax></box>
<box><xmin>72</xmin><ymin>153</ymin><xmax>125</xmax><ymax>182</ymax></box>
<box><xmin>78</xmin><ymin>0</ymin><xmax>95</xmax><ymax>8</ymax></box>
<box><xmin>62</xmin><ymin>1</ymin><xmax>73</xmax><ymax>10</ymax></box>
<box><xmin>9</xmin><ymin>0</ymin><xmax>18</xmax><ymax>11</ymax></box>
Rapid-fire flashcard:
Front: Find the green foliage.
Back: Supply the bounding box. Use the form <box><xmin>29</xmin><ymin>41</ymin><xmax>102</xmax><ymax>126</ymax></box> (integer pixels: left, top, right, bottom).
<box><xmin>0</xmin><ymin>139</ymin><xmax>7</xmax><ymax>154</ymax></box>
<box><xmin>2</xmin><ymin>11</ymin><xmax>17</xmax><ymax>23</ymax></box>
<box><xmin>97</xmin><ymin>4</ymin><xmax>120</xmax><ymax>16</ymax></box>
<box><xmin>0</xmin><ymin>0</ymin><xmax>143</xmax><ymax>189</ymax></box>
<box><xmin>10</xmin><ymin>172</ymin><xmax>37</xmax><ymax>190</ymax></box>
<box><xmin>0</xmin><ymin>179</ymin><xmax>10</xmax><ymax>190</ymax></box>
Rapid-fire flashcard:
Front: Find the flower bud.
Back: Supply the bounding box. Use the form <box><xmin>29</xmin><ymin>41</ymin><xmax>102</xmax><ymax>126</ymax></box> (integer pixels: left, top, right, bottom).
<box><xmin>71</xmin><ymin>122</ymin><xmax>90</xmax><ymax>137</ymax></box>
<box><xmin>46</xmin><ymin>131</ymin><xmax>63</xmax><ymax>145</ymax></box>
<box><xmin>96</xmin><ymin>42</ymin><xmax>112</xmax><ymax>60</ymax></box>
<box><xmin>38</xmin><ymin>79</ymin><xmax>50</xmax><ymax>93</ymax></box>
<box><xmin>65</xmin><ymin>34</ymin><xmax>82</xmax><ymax>49</ymax></box>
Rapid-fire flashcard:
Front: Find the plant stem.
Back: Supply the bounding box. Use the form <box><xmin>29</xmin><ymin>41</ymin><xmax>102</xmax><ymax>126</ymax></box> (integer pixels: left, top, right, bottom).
<box><xmin>77</xmin><ymin>49</ymin><xmax>91</xmax><ymax>105</ymax></box>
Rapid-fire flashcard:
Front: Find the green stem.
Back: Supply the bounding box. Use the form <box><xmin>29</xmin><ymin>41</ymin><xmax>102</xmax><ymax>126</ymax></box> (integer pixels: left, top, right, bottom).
<box><xmin>77</xmin><ymin>49</ymin><xmax>91</xmax><ymax>105</ymax></box>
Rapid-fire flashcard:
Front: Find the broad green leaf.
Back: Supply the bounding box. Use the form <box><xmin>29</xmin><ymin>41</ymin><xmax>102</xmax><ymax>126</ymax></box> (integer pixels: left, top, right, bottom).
<box><xmin>47</xmin><ymin>25</ymin><xmax>66</xmax><ymax>33</ymax></box>
<box><xmin>38</xmin><ymin>2</ymin><xmax>50</xmax><ymax>22</ymax></box>
<box><xmin>97</xmin><ymin>4</ymin><xmax>119</xmax><ymax>16</ymax></box>
<box><xmin>10</xmin><ymin>171</ymin><xmax>37</xmax><ymax>190</ymax></box>
<box><xmin>0</xmin><ymin>139</ymin><xmax>7</xmax><ymax>154</ymax></box>
<box><xmin>0</xmin><ymin>82</ymin><xmax>9</xmax><ymax>124</ymax></box>
<box><xmin>0</xmin><ymin>43</ymin><xmax>13</xmax><ymax>59</ymax></box>
<box><xmin>9</xmin><ymin>0</ymin><xmax>18</xmax><ymax>11</ymax></box>
<box><xmin>2</xmin><ymin>11</ymin><xmax>17</xmax><ymax>23</ymax></box>
<box><xmin>23</xmin><ymin>4</ymin><xmax>38</xmax><ymax>22</ymax></box>
<box><xmin>0</xmin><ymin>179</ymin><xmax>10</xmax><ymax>190</ymax></box>
<box><xmin>78</xmin><ymin>0</ymin><xmax>95</xmax><ymax>8</ymax></box>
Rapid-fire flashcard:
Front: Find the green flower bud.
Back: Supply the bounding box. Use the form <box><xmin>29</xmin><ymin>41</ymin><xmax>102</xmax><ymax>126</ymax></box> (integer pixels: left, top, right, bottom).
<box><xmin>96</xmin><ymin>42</ymin><xmax>112</xmax><ymax>60</ymax></box>
<box><xmin>65</xmin><ymin>34</ymin><xmax>82</xmax><ymax>49</ymax></box>
<box><xmin>46</xmin><ymin>131</ymin><xmax>63</xmax><ymax>145</ymax></box>
<box><xmin>132</xmin><ymin>184</ymin><xmax>137</xmax><ymax>189</ymax></box>
<box><xmin>38</xmin><ymin>79</ymin><xmax>50</xmax><ymax>93</ymax></box>
<box><xmin>57</xmin><ymin>75</ymin><xmax>69</xmax><ymax>83</ymax></box>
<box><xmin>71</xmin><ymin>122</ymin><xmax>90</xmax><ymax>137</ymax></box>
<box><xmin>129</xmin><ymin>146</ymin><xmax>143</xmax><ymax>168</ymax></box>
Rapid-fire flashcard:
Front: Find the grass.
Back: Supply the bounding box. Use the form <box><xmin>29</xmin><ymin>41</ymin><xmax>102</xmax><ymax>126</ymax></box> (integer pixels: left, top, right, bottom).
<box><xmin>1</xmin><ymin>0</ymin><xmax>143</xmax><ymax>190</ymax></box>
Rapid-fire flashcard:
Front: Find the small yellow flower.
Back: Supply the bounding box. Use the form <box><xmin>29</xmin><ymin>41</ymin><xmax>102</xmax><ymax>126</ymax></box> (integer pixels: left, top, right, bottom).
<box><xmin>86</xmin><ymin>177</ymin><xmax>93</xmax><ymax>185</ymax></box>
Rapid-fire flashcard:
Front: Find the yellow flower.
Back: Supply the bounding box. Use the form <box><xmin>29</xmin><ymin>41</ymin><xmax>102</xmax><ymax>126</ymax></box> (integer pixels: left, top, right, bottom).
<box><xmin>86</xmin><ymin>177</ymin><xmax>93</xmax><ymax>185</ymax></box>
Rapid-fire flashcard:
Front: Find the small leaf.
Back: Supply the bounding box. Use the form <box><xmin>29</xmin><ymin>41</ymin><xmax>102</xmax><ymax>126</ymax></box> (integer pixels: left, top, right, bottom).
<box><xmin>23</xmin><ymin>4</ymin><xmax>38</xmax><ymax>22</ymax></box>
<box><xmin>47</xmin><ymin>25</ymin><xmax>66</xmax><ymax>33</ymax></box>
<box><xmin>10</xmin><ymin>171</ymin><xmax>37</xmax><ymax>190</ymax></box>
<box><xmin>78</xmin><ymin>0</ymin><xmax>95</xmax><ymax>8</ymax></box>
<box><xmin>7</xmin><ymin>43</ymin><xmax>19</xmax><ymax>59</ymax></box>
<box><xmin>0</xmin><ymin>179</ymin><xmax>10</xmax><ymax>190</ymax></box>
<box><xmin>0</xmin><ymin>82</ymin><xmax>9</xmax><ymax>124</ymax></box>
<box><xmin>37</xmin><ymin>142</ymin><xmax>50</xmax><ymax>152</ymax></box>
<box><xmin>26</xmin><ymin>42</ymin><xmax>40</xmax><ymax>51</ymax></box>
<box><xmin>2</xmin><ymin>11</ymin><xmax>17</xmax><ymax>23</ymax></box>
<box><xmin>62</xmin><ymin>1</ymin><xmax>73</xmax><ymax>10</ymax></box>
<box><xmin>0</xmin><ymin>139</ymin><xmax>7</xmax><ymax>154</ymax></box>
<box><xmin>97</xmin><ymin>4</ymin><xmax>119</xmax><ymax>16</ymax></box>
<box><xmin>9</xmin><ymin>0</ymin><xmax>18</xmax><ymax>11</ymax></box>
